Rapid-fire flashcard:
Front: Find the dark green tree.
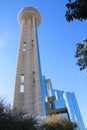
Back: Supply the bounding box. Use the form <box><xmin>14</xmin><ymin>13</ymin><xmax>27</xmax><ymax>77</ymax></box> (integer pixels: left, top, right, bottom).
<box><xmin>65</xmin><ymin>1</ymin><xmax>87</xmax><ymax>70</ymax></box>
<box><xmin>75</xmin><ymin>38</ymin><xmax>87</xmax><ymax>70</ymax></box>
<box><xmin>0</xmin><ymin>100</ymin><xmax>37</xmax><ymax>130</ymax></box>
<box><xmin>65</xmin><ymin>0</ymin><xmax>87</xmax><ymax>22</ymax></box>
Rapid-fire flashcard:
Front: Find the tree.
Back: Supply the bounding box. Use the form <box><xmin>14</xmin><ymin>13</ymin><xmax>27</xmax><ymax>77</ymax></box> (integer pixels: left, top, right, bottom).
<box><xmin>42</xmin><ymin>115</ymin><xmax>77</xmax><ymax>130</ymax></box>
<box><xmin>0</xmin><ymin>100</ymin><xmax>37</xmax><ymax>130</ymax></box>
<box><xmin>75</xmin><ymin>38</ymin><xmax>87</xmax><ymax>70</ymax></box>
<box><xmin>65</xmin><ymin>0</ymin><xmax>87</xmax><ymax>22</ymax></box>
<box><xmin>65</xmin><ymin>1</ymin><xmax>87</xmax><ymax>70</ymax></box>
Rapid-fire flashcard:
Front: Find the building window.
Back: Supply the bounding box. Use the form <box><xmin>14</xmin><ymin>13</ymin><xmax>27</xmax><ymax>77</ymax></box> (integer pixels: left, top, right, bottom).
<box><xmin>33</xmin><ymin>71</ymin><xmax>35</xmax><ymax>74</ymax></box>
<box><xmin>23</xmin><ymin>42</ymin><xmax>26</xmax><ymax>46</ymax></box>
<box><xmin>20</xmin><ymin>85</ymin><xmax>24</xmax><ymax>93</ymax></box>
<box><xmin>22</xmin><ymin>48</ymin><xmax>26</xmax><ymax>52</ymax></box>
<box><xmin>20</xmin><ymin>74</ymin><xmax>24</xmax><ymax>83</ymax></box>
<box><xmin>22</xmin><ymin>42</ymin><xmax>26</xmax><ymax>52</ymax></box>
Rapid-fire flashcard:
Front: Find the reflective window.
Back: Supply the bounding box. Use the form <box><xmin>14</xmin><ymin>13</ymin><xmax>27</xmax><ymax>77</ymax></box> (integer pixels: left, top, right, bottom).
<box><xmin>22</xmin><ymin>42</ymin><xmax>26</xmax><ymax>52</ymax></box>
<box><xmin>23</xmin><ymin>42</ymin><xmax>26</xmax><ymax>46</ymax></box>
<box><xmin>20</xmin><ymin>85</ymin><xmax>24</xmax><ymax>93</ymax></box>
<box><xmin>20</xmin><ymin>75</ymin><xmax>24</xmax><ymax>83</ymax></box>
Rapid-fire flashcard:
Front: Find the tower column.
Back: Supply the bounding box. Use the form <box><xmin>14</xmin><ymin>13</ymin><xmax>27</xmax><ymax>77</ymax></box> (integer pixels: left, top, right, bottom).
<box><xmin>12</xmin><ymin>7</ymin><xmax>43</xmax><ymax>114</ymax></box>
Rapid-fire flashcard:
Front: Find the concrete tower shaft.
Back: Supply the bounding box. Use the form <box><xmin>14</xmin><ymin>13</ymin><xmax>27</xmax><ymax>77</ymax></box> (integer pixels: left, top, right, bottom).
<box><xmin>12</xmin><ymin>7</ymin><xmax>43</xmax><ymax>114</ymax></box>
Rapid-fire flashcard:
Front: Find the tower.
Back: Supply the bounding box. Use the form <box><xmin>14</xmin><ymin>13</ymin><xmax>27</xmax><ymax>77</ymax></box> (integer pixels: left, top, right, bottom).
<box><xmin>12</xmin><ymin>7</ymin><xmax>43</xmax><ymax>115</ymax></box>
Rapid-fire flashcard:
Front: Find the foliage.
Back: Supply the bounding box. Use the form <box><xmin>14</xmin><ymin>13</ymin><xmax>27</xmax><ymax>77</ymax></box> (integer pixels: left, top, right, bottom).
<box><xmin>75</xmin><ymin>39</ymin><xmax>87</xmax><ymax>70</ymax></box>
<box><xmin>0</xmin><ymin>100</ymin><xmax>37</xmax><ymax>130</ymax></box>
<box><xmin>65</xmin><ymin>0</ymin><xmax>87</xmax><ymax>21</ymax></box>
<box><xmin>42</xmin><ymin>115</ymin><xmax>76</xmax><ymax>130</ymax></box>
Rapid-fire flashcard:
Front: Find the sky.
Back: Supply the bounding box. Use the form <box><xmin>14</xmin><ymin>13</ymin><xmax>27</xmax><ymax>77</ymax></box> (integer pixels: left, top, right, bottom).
<box><xmin>0</xmin><ymin>0</ymin><xmax>87</xmax><ymax>128</ymax></box>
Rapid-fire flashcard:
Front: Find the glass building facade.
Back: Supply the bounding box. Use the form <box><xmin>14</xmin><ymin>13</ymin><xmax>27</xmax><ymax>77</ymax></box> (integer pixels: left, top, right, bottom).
<box><xmin>41</xmin><ymin>78</ymin><xmax>86</xmax><ymax>130</ymax></box>
<box><xmin>63</xmin><ymin>92</ymin><xmax>86</xmax><ymax>130</ymax></box>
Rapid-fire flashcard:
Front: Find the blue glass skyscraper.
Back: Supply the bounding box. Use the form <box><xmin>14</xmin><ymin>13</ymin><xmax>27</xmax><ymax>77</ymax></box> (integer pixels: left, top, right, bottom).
<box><xmin>64</xmin><ymin>92</ymin><xmax>86</xmax><ymax>130</ymax></box>
<box><xmin>43</xmin><ymin>79</ymin><xmax>86</xmax><ymax>130</ymax></box>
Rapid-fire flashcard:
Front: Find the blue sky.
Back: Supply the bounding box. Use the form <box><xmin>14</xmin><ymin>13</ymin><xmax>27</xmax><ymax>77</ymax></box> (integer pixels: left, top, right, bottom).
<box><xmin>0</xmin><ymin>0</ymin><xmax>87</xmax><ymax>128</ymax></box>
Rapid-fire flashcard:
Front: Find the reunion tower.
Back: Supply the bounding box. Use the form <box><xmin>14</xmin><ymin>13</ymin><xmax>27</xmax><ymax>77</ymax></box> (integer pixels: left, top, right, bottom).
<box><xmin>12</xmin><ymin>7</ymin><xmax>43</xmax><ymax>115</ymax></box>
